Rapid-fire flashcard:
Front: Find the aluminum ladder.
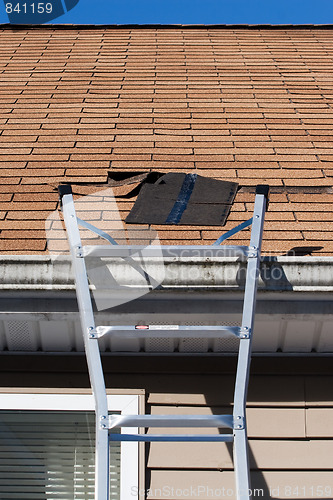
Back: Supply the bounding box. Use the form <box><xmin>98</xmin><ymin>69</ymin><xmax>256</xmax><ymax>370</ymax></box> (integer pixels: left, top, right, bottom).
<box><xmin>59</xmin><ymin>183</ymin><xmax>269</xmax><ymax>500</ymax></box>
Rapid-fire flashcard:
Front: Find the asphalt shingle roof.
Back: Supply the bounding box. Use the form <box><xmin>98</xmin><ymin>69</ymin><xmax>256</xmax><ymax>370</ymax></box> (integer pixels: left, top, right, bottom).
<box><xmin>1</xmin><ymin>25</ymin><xmax>333</xmax><ymax>255</ymax></box>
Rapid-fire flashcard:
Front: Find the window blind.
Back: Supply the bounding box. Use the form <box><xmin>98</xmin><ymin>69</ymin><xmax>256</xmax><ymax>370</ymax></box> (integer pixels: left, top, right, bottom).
<box><xmin>0</xmin><ymin>411</ymin><xmax>120</xmax><ymax>499</ymax></box>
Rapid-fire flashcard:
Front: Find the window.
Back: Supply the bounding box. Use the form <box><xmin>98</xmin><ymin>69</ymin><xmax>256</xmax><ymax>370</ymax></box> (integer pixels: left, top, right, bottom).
<box><xmin>0</xmin><ymin>393</ymin><xmax>139</xmax><ymax>499</ymax></box>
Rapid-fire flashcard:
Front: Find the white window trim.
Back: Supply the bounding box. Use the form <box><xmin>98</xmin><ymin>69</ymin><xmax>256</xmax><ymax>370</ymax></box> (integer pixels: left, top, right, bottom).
<box><xmin>0</xmin><ymin>392</ymin><xmax>139</xmax><ymax>500</ymax></box>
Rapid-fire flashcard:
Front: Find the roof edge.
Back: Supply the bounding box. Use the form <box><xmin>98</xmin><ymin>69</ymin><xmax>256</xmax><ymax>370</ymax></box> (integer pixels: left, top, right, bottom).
<box><xmin>1</xmin><ymin>23</ymin><xmax>333</xmax><ymax>30</ymax></box>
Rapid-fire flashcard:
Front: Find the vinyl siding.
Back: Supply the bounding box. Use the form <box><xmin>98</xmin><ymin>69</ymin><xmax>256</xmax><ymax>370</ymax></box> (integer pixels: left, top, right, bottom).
<box><xmin>0</xmin><ymin>356</ymin><xmax>333</xmax><ymax>499</ymax></box>
<box><xmin>145</xmin><ymin>373</ymin><xmax>333</xmax><ymax>499</ymax></box>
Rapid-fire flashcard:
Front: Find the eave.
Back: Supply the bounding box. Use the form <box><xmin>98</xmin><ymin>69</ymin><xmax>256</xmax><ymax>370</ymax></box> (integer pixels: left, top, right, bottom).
<box><xmin>0</xmin><ymin>255</ymin><xmax>332</xmax><ymax>355</ymax></box>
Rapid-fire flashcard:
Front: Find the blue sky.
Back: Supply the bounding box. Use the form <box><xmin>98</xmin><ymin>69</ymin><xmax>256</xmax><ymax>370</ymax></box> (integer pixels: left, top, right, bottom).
<box><xmin>1</xmin><ymin>0</ymin><xmax>333</xmax><ymax>25</ymax></box>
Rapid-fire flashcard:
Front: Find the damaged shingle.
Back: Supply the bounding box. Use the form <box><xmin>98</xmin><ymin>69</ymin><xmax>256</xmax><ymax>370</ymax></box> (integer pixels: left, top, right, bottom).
<box><xmin>125</xmin><ymin>173</ymin><xmax>239</xmax><ymax>226</ymax></box>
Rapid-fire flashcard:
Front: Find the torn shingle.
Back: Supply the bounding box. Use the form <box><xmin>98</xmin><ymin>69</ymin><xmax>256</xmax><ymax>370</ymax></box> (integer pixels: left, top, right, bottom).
<box><xmin>125</xmin><ymin>173</ymin><xmax>238</xmax><ymax>226</ymax></box>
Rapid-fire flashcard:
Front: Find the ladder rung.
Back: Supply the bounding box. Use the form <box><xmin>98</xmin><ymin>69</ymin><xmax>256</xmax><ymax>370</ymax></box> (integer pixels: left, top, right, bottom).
<box><xmin>108</xmin><ymin>414</ymin><xmax>234</xmax><ymax>429</ymax></box>
<box><xmin>81</xmin><ymin>244</ymin><xmax>250</xmax><ymax>259</ymax></box>
<box><xmin>94</xmin><ymin>325</ymin><xmax>246</xmax><ymax>339</ymax></box>
<box><xmin>109</xmin><ymin>434</ymin><xmax>234</xmax><ymax>442</ymax></box>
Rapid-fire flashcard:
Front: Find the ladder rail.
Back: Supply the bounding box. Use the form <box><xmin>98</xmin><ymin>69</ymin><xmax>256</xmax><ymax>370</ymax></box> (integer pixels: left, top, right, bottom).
<box><xmin>60</xmin><ymin>186</ymin><xmax>110</xmax><ymax>500</ymax></box>
<box><xmin>233</xmin><ymin>187</ymin><xmax>268</xmax><ymax>500</ymax></box>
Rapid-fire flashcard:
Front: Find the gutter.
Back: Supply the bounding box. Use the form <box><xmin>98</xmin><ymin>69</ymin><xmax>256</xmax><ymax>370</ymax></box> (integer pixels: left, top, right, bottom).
<box><xmin>0</xmin><ymin>255</ymin><xmax>332</xmax><ymax>292</ymax></box>
<box><xmin>151</xmin><ymin>255</ymin><xmax>333</xmax><ymax>292</ymax></box>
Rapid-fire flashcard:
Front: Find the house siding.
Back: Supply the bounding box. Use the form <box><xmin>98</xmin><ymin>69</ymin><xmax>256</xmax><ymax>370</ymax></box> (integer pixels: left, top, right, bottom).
<box><xmin>0</xmin><ymin>356</ymin><xmax>332</xmax><ymax>499</ymax></box>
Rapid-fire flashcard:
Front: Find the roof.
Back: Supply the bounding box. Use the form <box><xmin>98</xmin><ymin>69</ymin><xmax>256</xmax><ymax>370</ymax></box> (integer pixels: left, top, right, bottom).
<box><xmin>1</xmin><ymin>25</ymin><xmax>333</xmax><ymax>255</ymax></box>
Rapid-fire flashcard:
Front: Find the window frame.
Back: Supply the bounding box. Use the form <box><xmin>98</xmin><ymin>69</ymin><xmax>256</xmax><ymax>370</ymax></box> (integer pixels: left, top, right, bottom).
<box><xmin>0</xmin><ymin>392</ymin><xmax>140</xmax><ymax>500</ymax></box>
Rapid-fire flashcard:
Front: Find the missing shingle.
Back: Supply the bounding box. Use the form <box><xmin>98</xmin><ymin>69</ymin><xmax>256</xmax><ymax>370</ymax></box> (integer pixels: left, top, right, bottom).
<box><xmin>240</xmin><ymin>186</ymin><xmax>333</xmax><ymax>194</ymax></box>
<box><xmin>285</xmin><ymin>186</ymin><xmax>333</xmax><ymax>194</ymax></box>
<box><xmin>107</xmin><ymin>171</ymin><xmax>165</xmax><ymax>198</ymax></box>
<box><xmin>107</xmin><ymin>171</ymin><xmax>163</xmax><ymax>186</ymax></box>
<box><xmin>53</xmin><ymin>172</ymin><xmax>162</xmax><ymax>198</ymax></box>
<box><xmin>284</xmin><ymin>246</ymin><xmax>324</xmax><ymax>256</ymax></box>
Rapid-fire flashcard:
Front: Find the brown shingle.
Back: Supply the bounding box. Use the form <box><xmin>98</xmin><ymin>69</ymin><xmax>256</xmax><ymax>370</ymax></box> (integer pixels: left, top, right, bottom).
<box><xmin>0</xmin><ymin>26</ymin><xmax>333</xmax><ymax>255</ymax></box>
<box><xmin>0</xmin><ymin>239</ymin><xmax>46</xmax><ymax>251</ymax></box>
